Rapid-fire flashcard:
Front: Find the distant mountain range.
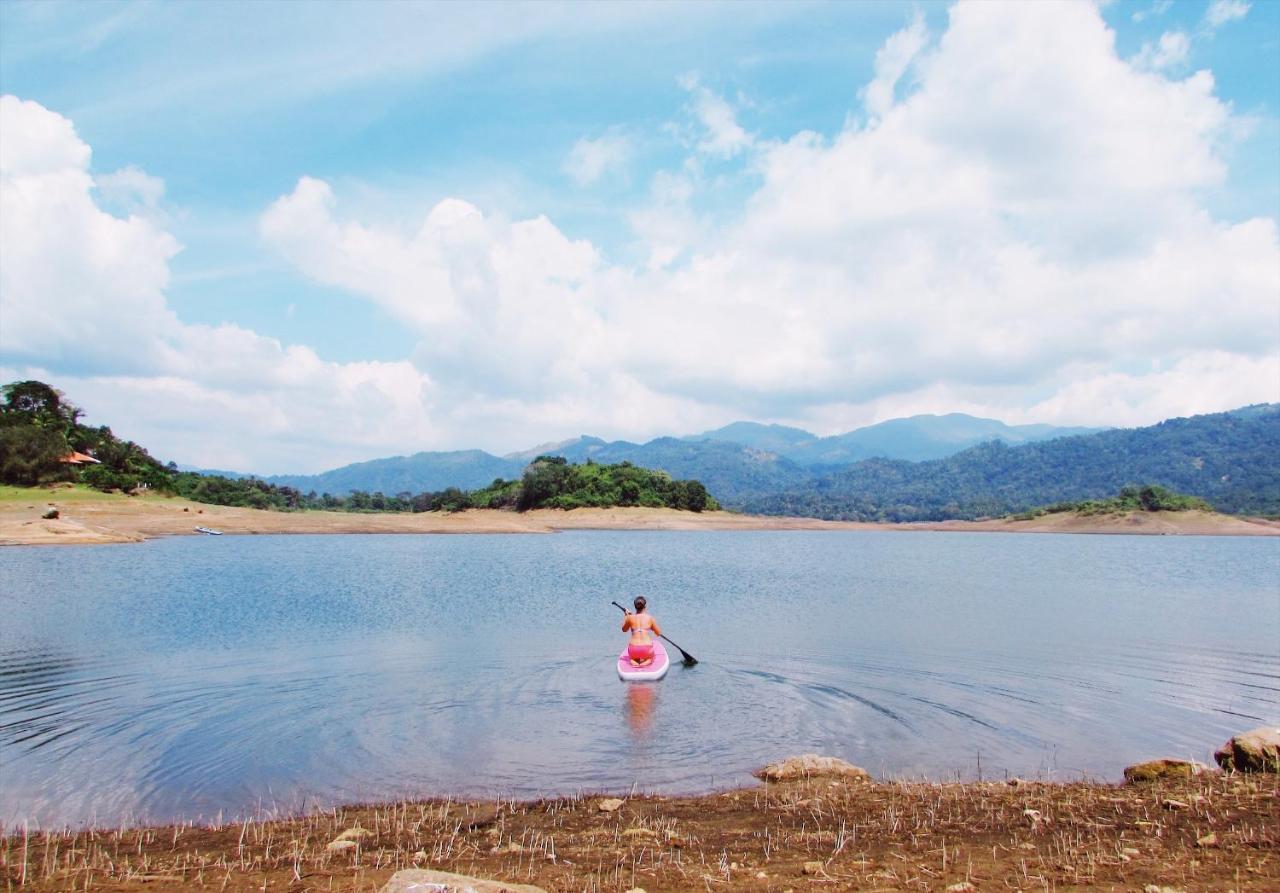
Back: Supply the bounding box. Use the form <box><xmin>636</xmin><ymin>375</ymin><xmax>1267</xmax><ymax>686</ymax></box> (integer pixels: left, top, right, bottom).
<box><xmin>743</xmin><ymin>404</ymin><xmax>1279</xmax><ymax>521</ymax></box>
<box><xmin>687</xmin><ymin>415</ymin><xmax>1105</xmax><ymax>464</ymax></box>
<box><xmin>262</xmin><ymin>412</ymin><xmax>1103</xmax><ymax>499</ymax></box>
<box><xmin>251</xmin><ymin>405</ymin><xmax>1278</xmax><ymax>519</ymax></box>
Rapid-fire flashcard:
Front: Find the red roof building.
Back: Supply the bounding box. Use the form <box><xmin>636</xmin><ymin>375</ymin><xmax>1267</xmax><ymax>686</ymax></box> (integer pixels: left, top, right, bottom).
<box><xmin>59</xmin><ymin>451</ymin><xmax>101</xmax><ymax>465</ymax></box>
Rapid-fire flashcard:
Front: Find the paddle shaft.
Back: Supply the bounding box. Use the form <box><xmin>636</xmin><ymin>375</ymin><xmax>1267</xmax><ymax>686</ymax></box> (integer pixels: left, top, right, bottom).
<box><xmin>611</xmin><ymin>601</ymin><xmax>698</xmax><ymax>665</ymax></box>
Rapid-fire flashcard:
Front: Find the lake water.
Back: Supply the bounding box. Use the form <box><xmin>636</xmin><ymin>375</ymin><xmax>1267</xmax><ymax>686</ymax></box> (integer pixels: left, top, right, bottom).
<box><xmin>1</xmin><ymin>530</ymin><xmax>1276</xmax><ymax>828</ymax></box>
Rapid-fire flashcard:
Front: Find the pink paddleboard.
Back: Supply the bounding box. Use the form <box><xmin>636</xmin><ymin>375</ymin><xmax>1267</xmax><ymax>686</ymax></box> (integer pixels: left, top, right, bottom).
<box><xmin>617</xmin><ymin>638</ymin><xmax>669</xmax><ymax>681</ymax></box>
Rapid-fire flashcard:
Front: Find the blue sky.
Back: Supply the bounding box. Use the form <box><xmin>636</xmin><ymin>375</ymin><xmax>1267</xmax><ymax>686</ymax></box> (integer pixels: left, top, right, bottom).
<box><xmin>1</xmin><ymin>0</ymin><xmax>1277</xmax><ymax>472</ymax></box>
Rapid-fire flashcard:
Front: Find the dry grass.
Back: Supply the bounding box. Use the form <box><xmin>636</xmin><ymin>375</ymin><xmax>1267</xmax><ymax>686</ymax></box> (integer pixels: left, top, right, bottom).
<box><xmin>3</xmin><ymin>775</ymin><xmax>1276</xmax><ymax>892</ymax></box>
<box><xmin>4</xmin><ymin>483</ymin><xmax>1276</xmax><ymax>547</ymax></box>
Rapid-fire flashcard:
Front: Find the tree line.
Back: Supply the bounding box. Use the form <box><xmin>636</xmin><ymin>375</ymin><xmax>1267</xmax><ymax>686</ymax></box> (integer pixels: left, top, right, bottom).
<box><xmin>1009</xmin><ymin>484</ymin><xmax>1212</xmax><ymax>520</ymax></box>
<box><xmin>0</xmin><ymin>380</ymin><xmax>717</xmax><ymax>514</ymax></box>
<box><xmin>741</xmin><ymin>405</ymin><xmax>1279</xmax><ymax>520</ymax></box>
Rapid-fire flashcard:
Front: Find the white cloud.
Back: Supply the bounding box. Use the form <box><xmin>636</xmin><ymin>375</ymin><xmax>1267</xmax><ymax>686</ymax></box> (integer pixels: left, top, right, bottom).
<box><xmin>1023</xmin><ymin>352</ymin><xmax>1279</xmax><ymax>428</ymax></box>
<box><xmin>678</xmin><ymin>74</ymin><xmax>754</xmax><ymax>158</ymax></box>
<box><xmin>1132</xmin><ymin>0</ymin><xmax>1173</xmax><ymax>23</ymax></box>
<box><xmin>860</xmin><ymin>10</ymin><xmax>928</xmax><ymax>120</ymax></box>
<box><xmin>627</xmin><ymin>170</ymin><xmax>702</xmax><ymax>270</ymax></box>
<box><xmin>0</xmin><ymin>97</ymin><xmax>179</xmax><ymax>374</ymax></box>
<box><xmin>1204</xmin><ymin>0</ymin><xmax>1250</xmax><ymax>29</ymax></box>
<box><xmin>0</xmin><ymin>95</ymin><xmax>438</xmax><ymax>473</ymax></box>
<box><xmin>564</xmin><ymin>131</ymin><xmax>632</xmax><ymax>186</ymax></box>
<box><xmin>260</xmin><ymin>178</ymin><xmax>606</xmax><ymax>399</ymax></box>
<box><xmin>95</xmin><ymin>165</ymin><xmax>166</xmax><ymax>217</ymax></box>
<box><xmin>4</xmin><ymin>0</ymin><xmax>1279</xmax><ymax>472</ymax></box>
<box><xmin>259</xmin><ymin>1</ymin><xmax>1277</xmax><ymax>437</ymax></box>
<box><xmin>1132</xmin><ymin>31</ymin><xmax>1191</xmax><ymax>71</ymax></box>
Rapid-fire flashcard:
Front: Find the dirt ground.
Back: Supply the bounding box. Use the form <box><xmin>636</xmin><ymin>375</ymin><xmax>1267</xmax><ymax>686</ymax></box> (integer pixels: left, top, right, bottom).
<box><xmin>2</xmin><ymin>486</ymin><xmax>1276</xmax><ymax>546</ymax></box>
<box><xmin>3</xmin><ymin>775</ymin><xmax>1276</xmax><ymax>892</ymax></box>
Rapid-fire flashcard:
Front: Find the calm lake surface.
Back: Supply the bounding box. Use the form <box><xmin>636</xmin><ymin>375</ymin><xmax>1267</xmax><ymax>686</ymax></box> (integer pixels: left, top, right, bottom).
<box><xmin>2</xmin><ymin>530</ymin><xmax>1277</xmax><ymax>828</ymax></box>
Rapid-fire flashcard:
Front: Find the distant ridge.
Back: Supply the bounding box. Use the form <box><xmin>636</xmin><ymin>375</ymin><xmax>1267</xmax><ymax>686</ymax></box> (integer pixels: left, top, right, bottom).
<box><xmin>269</xmin><ymin>450</ymin><xmax>520</xmax><ymax>496</ymax></box>
<box><xmin>744</xmin><ymin>404</ymin><xmax>1279</xmax><ymax>520</ymax></box>
<box><xmin>267</xmin><ymin>413</ymin><xmax>1099</xmax><ymax>496</ymax></box>
<box><xmin>258</xmin><ymin>407</ymin><xmax>1276</xmax><ymax>519</ymax></box>
<box><xmin>688</xmin><ymin>413</ymin><xmax>1106</xmax><ymax>464</ymax></box>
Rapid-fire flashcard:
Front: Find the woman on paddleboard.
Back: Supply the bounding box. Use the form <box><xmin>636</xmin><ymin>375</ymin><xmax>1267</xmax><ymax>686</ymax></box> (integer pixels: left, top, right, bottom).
<box><xmin>621</xmin><ymin>596</ymin><xmax>662</xmax><ymax>666</ymax></box>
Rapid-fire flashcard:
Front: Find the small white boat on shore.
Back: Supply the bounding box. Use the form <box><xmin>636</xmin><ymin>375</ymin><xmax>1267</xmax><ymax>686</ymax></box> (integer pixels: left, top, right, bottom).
<box><xmin>194</xmin><ymin>526</ymin><xmax>223</xmax><ymax>535</ymax></box>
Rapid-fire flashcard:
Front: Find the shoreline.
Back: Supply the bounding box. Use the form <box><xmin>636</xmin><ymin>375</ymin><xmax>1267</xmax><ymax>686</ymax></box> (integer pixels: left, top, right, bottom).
<box><xmin>4</xmin><ymin>773</ymin><xmax>1276</xmax><ymax>891</ymax></box>
<box><xmin>2</xmin><ymin>487</ymin><xmax>1277</xmax><ymax>545</ymax></box>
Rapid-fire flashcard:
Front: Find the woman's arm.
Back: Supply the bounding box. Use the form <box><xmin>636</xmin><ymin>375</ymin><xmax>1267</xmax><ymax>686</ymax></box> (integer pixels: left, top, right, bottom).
<box><xmin>621</xmin><ymin>614</ymin><xmax>632</xmax><ymax>632</ymax></box>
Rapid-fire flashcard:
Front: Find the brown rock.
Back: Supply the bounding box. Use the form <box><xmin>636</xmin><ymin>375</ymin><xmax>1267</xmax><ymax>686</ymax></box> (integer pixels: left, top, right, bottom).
<box><xmin>801</xmin><ymin>861</ymin><xmax>824</xmax><ymax>875</ymax></box>
<box><xmin>1123</xmin><ymin>759</ymin><xmax>1212</xmax><ymax>784</ymax></box>
<box><xmin>754</xmin><ymin>754</ymin><xmax>870</xmax><ymax>783</ymax></box>
<box><xmin>334</xmin><ymin>827</ymin><xmax>372</xmax><ymax>842</ymax></box>
<box><xmin>379</xmin><ymin>869</ymin><xmax>548</xmax><ymax>893</ymax></box>
<box><xmin>463</xmin><ymin>805</ymin><xmax>500</xmax><ymax>829</ymax></box>
<box><xmin>1214</xmin><ymin>726</ymin><xmax>1280</xmax><ymax>773</ymax></box>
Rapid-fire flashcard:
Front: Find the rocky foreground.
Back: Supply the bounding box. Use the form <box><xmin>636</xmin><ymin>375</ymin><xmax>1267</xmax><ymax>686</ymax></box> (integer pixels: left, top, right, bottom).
<box><xmin>4</xmin><ymin>745</ymin><xmax>1278</xmax><ymax>893</ymax></box>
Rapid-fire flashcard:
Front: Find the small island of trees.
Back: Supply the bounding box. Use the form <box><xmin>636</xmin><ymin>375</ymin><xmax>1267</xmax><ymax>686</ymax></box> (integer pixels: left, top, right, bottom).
<box><xmin>1011</xmin><ymin>484</ymin><xmax>1212</xmax><ymax>520</ymax></box>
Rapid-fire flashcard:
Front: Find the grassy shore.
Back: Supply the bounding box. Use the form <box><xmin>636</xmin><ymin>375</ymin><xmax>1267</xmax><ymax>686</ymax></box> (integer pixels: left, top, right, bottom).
<box><xmin>3</xmin><ymin>774</ymin><xmax>1276</xmax><ymax>892</ymax></box>
<box><xmin>2</xmin><ymin>485</ymin><xmax>1277</xmax><ymax>546</ymax></box>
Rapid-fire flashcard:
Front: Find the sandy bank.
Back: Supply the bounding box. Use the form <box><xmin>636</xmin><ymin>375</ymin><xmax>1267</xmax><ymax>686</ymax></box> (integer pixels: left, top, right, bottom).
<box><xmin>1</xmin><ymin>487</ymin><xmax>1275</xmax><ymax>546</ymax></box>
<box><xmin>4</xmin><ymin>774</ymin><xmax>1276</xmax><ymax>892</ymax></box>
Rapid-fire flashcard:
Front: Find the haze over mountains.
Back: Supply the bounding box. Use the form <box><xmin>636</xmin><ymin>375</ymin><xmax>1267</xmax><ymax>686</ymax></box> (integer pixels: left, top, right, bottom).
<box><xmin>263</xmin><ymin>413</ymin><xmax>1104</xmax><ymax>497</ymax></box>
<box><xmin>250</xmin><ymin>406</ymin><xmax>1280</xmax><ymax>520</ymax></box>
<box><xmin>686</xmin><ymin>415</ymin><xmax>1104</xmax><ymax>464</ymax></box>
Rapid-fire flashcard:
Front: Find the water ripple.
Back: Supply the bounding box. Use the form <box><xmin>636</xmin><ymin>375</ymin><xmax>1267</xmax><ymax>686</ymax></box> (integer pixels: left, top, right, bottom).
<box><xmin>1</xmin><ymin>530</ymin><xmax>1276</xmax><ymax>827</ymax></box>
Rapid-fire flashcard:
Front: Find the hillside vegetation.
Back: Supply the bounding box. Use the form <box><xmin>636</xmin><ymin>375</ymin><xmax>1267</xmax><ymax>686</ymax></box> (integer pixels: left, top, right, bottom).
<box><xmin>1010</xmin><ymin>484</ymin><xmax>1212</xmax><ymax>520</ymax></box>
<box><xmin>0</xmin><ymin>381</ymin><xmax>715</xmax><ymax>514</ymax></box>
<box><xmin>267</xmin><ymin>415</ymin><xmax>1102</xmax><ymax>498</ymax></box>
<box><xmin>5</xmin><ymin>379</ymin><xmax>1275</xmax><ymax>521</ymax></box>
<box><xmin>743</xmin><ymin>406</ymin><xmax>1279</xmax><ymax>521</ymax></box>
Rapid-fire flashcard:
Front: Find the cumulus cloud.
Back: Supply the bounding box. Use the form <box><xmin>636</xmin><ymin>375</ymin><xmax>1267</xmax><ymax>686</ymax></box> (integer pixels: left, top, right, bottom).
<box><xmin>95</xmin><ymin>165</ymin><xmax>166</xmax><ymax>217</ymax></box>
<box><xmin>1132</xmin><ymin>0</ymin><xmax>1172</xmax><ymax>24</ymax></box>
<box><xmin>4</xmin><ymin>0</ymin><xmax>1278</xmax><ymax>473</ymax></box>
<box><xmin>1204</xmin><ymin>0</ymin><xmax>1250</xmax><ymax>29</ymax></box>
<box><xmin>0</xmin><ymin>96</ymin><xmax>180</xmax><ymax>374</ymax></box>
<box><xmin>263</xmin><ymin>1</ymin><xmax>1278</xmax><ymax>434</ymax></box>
<box><xmin>1132</xmin><ymin>31</ymin><xmax>1191</xmax><ymax>71</ymax></box>
<box><xmin>0</xmin><ymin>95</ymin><xmax>437</xmax><ymax>472</ymax></box>
<box><xmin>860</xmin><ymin>10</ymin><xmax>928</xmax><ymax>120</ymax></box>
<box><xmin>260</xmin><ymin>178</ymin><xmax>607</xmax><ymax>398</ymax></box>
<box><xmin>564</xmin><ymin>131</ymin><xmax>632</xmax><ymax>186</ymax></box>
<box><xmin>678</xmin><ymin>74</ymin><xmax>753</xmax><ymax>158</ymax></box>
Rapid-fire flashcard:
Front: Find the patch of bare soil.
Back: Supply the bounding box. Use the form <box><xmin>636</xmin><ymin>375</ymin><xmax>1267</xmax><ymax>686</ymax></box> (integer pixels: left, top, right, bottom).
<box><xmin>4</xmin><ymin>775</ymin><xmax>1276</xmax><ymax>892</ymax></box>
<box><xmin>2</xmin><ymin>490</ymin><xmax>1275</xmax><ymax>547</ymax></box>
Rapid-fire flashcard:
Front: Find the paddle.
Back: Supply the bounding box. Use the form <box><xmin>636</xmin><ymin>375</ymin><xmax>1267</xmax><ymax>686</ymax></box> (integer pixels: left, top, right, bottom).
<box><xmin>612</xmin><ymin>600</ymin><xmax>698</xmax><ymax>666</ymax></box>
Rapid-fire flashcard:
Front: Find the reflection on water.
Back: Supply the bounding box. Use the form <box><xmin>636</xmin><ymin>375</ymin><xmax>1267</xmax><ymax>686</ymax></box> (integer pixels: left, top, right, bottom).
<box><xmin>1</xmin><ymin>530</ymin><xmax>1277</xmax><ymax>828</ymax></box>
<box><xmin>625</xmin><ymin>682</ymin><xmax>658</xmax><ymax>735</ymax></box>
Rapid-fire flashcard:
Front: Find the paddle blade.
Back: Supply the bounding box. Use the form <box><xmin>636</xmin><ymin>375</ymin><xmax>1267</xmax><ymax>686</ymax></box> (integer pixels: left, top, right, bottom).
<box><xmin>661</xmin><ymin>635</ymin><xmax>697</xmax><ymax>666</ymax></box>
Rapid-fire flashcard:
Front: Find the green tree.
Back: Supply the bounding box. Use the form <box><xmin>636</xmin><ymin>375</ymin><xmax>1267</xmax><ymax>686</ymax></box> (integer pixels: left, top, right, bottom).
<box><xmin>0</xmin><ymin>425</ymin><xmax>71</xmax><ymax>485</ymax></box>
<box><xmin>1</xmin><ymin>380</ymin><xmax>82</xmax><ymax>431</ymax></box>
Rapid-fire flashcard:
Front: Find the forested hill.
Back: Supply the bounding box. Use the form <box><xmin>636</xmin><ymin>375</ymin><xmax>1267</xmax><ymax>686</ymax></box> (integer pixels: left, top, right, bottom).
<box><xmin>266</xmin><ymin>414</ymin><xmax>1098</xmax><ymax>497</ymax></box>
<box><xmin>741</xmin><ymin>405</ymin><xmax>1280</xmax><ymax>521</ymax></box>
<box><xmin>688</xmin><ymin>414</ymin><xmax>1105</xmax><ymax>463</ymax></box>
